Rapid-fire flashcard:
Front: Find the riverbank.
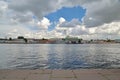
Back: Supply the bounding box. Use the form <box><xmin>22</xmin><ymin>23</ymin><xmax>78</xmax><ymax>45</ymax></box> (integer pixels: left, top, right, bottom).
<box><xmin>0</xmin><ymin>69</ymin><xmax>120</xmax><ymax>80</ymax></box>
<box><xmin>1</xmin><ymin>36</ymin><xmax>119</xmax><ymax>44</ymax></box>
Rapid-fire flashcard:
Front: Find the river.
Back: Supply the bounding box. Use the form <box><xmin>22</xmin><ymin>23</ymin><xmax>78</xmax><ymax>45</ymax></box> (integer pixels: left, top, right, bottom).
<box><xmin>0</xmin><ymin>44</ymin><xmax>120</xmax><ymax>69</ymax></box>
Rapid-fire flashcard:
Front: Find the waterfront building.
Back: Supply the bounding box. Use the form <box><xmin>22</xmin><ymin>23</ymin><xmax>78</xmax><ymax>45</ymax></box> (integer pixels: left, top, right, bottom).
<box><xmin>64</xmin><ymin>36</ymin><xmax>82</xmax><ymax>44</ymax></box>
<box><xmin>115</xmin><ymin>39</ymin><xmax>120</xmax><ymax>43</ymax></box>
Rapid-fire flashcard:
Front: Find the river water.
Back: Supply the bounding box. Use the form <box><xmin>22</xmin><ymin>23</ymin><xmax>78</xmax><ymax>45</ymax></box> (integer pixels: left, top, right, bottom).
<box><xmin>0</xmin><ymin>44</ymin><xmax>120</xmax><ymax>69</ymax></box>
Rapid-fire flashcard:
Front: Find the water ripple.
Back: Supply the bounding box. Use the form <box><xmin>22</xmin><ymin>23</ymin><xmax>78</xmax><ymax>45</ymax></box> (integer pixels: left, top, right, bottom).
<box><xmin>0</xmin><ymin>44</ymin><xmax>120</xmax><ymax>69</ymax></box>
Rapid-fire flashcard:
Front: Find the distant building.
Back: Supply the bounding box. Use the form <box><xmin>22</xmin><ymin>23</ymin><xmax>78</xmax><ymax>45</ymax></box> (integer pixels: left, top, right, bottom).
<box><xmin>50</xmin><ymin>38</ymin><xmax>65</xmax><ymax>44</ymax></box>
<box><xmin>0</xmin><ymin>39</ymin><xmax>7</xmax><ymax>43</ymax></box>
<box><xmin>64</xmin><ymin>36</ymin><xmax>82</xmax><ymax>44</ymax></box>
<box><xmin>115</xmin><ymin>39</ymin><xmax>120</xmax><ymax>43</ymax></box>
<box><xmin>5</xmin><ymin>39</ymin><xmax>26</xmax><ymax>44</ymax></box>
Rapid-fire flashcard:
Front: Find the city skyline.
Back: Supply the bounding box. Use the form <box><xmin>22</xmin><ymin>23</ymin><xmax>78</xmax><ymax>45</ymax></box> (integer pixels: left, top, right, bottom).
<box><xmin>0</xmin><ymin>0</ymin><xmax>120</xmax><ymax>39</ymax></box>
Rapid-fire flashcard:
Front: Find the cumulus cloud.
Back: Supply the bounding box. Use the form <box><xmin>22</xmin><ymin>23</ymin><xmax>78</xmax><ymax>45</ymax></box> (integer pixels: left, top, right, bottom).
<box><xmin>83</xmin><ymin>0</ymin><xmax>120</xmax><ymax>27</ymax></box>
<box><xmin>0</xmin><ymin>24</ymin><xmax>32</xmax><ymax>38</ymax></box>
<box><xmin>1</xmin><ymin>21</ymin><xmax>120</xmax><ymax>39</ymax></box>
<box><xmin>37</xmin><ymin>17</ymin><xmax>51</xmax><ymax>29</ymax></box>
<box><xmin>0</xmin><ymin>0</ymin><xmax>120</xmax><ymax>39</ymax></box>
<box><xmin>8</xmin><ymin>0</ymin><xmax>61</xmax><ymax>19</ymax></box>
<box><xmin>95</xmin><ymin>22</ymin><xmax>120</xmax><ymax>35</ymax></box>
<box><xmin>6</xmin><ymin>0</ymin><xmax>120</xmax><ymax>28</ymax></box>
<box><xmin>55</xmin><ymin>19</ymin><xmax>120</xmax><ymax>39</ymax></box>
<box><xmin>59</xmin><ymin>17</ymin><xmax>66</xmax><ymax>24</ymax></box>
<box><xmin>0</xmin><ymin>1</ymin><xmax>7</xmax><ymax>16</ymax></box>
<box><xmin>59</xmin><ymin>18</ymin><xmax>81</xmax><ymax>28</ymax></box>
<box><xmin>68</xmin><ymin>25</ymin><xmax>88</xmax><ymax>36</ymax></box>
<box><xmin>11</xmin><ymin>11</ymin><xmax>34</xmax><ymax>23</ymax></box>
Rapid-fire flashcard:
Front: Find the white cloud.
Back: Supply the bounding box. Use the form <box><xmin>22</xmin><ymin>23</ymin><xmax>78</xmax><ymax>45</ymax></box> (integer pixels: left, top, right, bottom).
<box><xmin>83</xmin><ymin>0</ymin><xmax>120</xmax><ymax>27</ymax></box>
<box><xmin>59</xmin><ymin>18</ymin><xmax>81</xmax><ymax>28</ymax></box>
<box><xmin>59</xmin><ymin>17</ymin><xmax>66</xmax><ymax>23</ymax></box>
<box><xmin>68</xmin><ymin>25</ymin><xmax>88</xmax><ymax>35</ymax></box>
<box><xmin>95</xmin><ymin>22</ymin><xmax>120</xmax><ymax>35</ymax></box>
<box><xmin>37</xmin><ymin>17</ymin><xmax>51</xmax><ymax>29</ymax></box>
<box><xmin>0</xmin><ymin>1</ymin><xmax>7</xmax><ymax>17</ymax></box>
<box><xmin>55</xmin><ymin>20</ymin><xmax>120</xmax><ymax>39</ymax></box>
<box><xmin>5</xmin><ymin>0</ymin><xmax>120</xmax><ymax>28</ymax></box>
<box><xmin>0</xmin><ymin>0</ymin><xmax>120</xmax><ymax>39</ymax></box>
<box><xmin>0</xmin><ymin>24</ymin><xmax>32</xmax><ymax>38</ymax></box>
<box><xmin>8</xmin><ymin>0</ymin><xmax>62</xmax><ymax>19</ymax></box>
<box><xmin>1</xmin><ymin>21</ymin><xmax>120</xmax><ymax>39</ymax></box>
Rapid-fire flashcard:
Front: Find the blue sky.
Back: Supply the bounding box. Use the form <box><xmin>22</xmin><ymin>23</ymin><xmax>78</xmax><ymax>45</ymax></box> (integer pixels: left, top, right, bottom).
<box><xmin>45</xmin><ymin>6</ymin><xmax>86</xmax><ymax>22</ymax></box>
<box><xmin>45</xmin><ymin>6</ymin><xmax>86</xmax><ymax>31</ymax></box>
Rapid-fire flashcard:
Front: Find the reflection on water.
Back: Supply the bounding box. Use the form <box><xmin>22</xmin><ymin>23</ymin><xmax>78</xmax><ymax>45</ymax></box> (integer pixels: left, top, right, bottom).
<box><xmin>0</xmin><ymin>44</ymin><xmax>120</xmax><ymax>69</ymax></box>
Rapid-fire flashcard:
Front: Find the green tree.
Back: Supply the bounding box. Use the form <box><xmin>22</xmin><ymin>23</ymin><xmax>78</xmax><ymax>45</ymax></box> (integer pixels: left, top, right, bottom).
<box><xmin>42</xmin><ymin>38</ymin><xmax>45</xmax><ymax>40</ymax></box>
<box><xmin>24</xmin><ymin>38</ymin><xmax>28</xmax><ymax>43</ymax></box>
<box><xmin>78</xmin><ymin>38</ymin><xmax>83</xmax><ymax>43</ymax></box>
<box><xmin>18</xmin><ymin>36</ymin><xmax>24</xmax><ymax>39</ymax></box>
<box><xmin>9</xmin><ymin>37</ymin><xmax>12</xmax><ymax>41</ymax></box>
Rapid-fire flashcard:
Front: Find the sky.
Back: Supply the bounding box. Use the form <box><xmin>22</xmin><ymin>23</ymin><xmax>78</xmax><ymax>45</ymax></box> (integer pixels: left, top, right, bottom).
<box><xmin>0</xmin><ymin>0</ymin><xmax>120</xmax><ymax>39</ymax></box>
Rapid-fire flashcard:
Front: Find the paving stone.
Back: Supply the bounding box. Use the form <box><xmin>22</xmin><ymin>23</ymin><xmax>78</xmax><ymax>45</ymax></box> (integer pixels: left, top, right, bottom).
<box><xmin>73</xmin><ymin>69</ymin><xmax>100</xmax><ymax>75</ymax></box>
<box><xmin>0</xmin><ymin>70</ymin><xmax>11</xmax><ymax>73</ymax></box>
<box><xmin>97</xmin><ymin>69</ymin><xmax>114</xmax><ymax>75</ymax></box>
<box><xmin>29</xmin><ymin>69</ymin><xmax>52</xmax><ymax>74</ymax></box>
<box><xmin>25</xmin><ymin>74</ymin><xmax>50</xmax><ymax>80</ymax></box>
<box><xmin>105</xmin><ymin>74</ymin><xmax>120</xmax><ymax>80</ymax></box>
<box><xmin>0</xmin><ymin>70</ymin><xmax>11</xmax><ymax>75</ymax></box>
<box><xmin>0</xmin><ymin>72</ymin><xmax>7</xmax><ymax>79</ymax></box>
<box><xmin>76</xmin><ymin>74</ymin><xmax>106</xmax><ymax>80</ymax></box>
<box><xmin>0</xmin><ymin>75</ymin><xmax>5</xmax><ymax>79</ymax></box>
<box><xmin>0</xmin><ymin>70</ymin><xmax>12</xmax><ymax>79</ymax></box>
<box><xmin>42</xmin><ymin>69</ymin><xmax>52</xmax><ymax>74</ymax></box>
<box><xmin>28</xmin><ymin>69</ymin><xmax>43</xmax><ymax>74</ymax></box>
<box><xmin>52</xmin><ymin>70</ymin><xmax>74</xmax><ymax>78</ymax></box>
<box><xmin>51</xmin><ymin>78</ymin><xmax>77</xmax><ymax>80</ymax></box>
<box><xmin>4</xmin><ymin>70</ymin><xmax>29</xmax><ymax>79</ymax></box>
<box><xmin>109</xmin><ymin>69</ymin><xmax>120</xmax><ymax>74</ymax></box>
<box><xmin>0</xmin><ymin>69</ymin><xmax>120</xmax><ymax>80</ymax></box>
<box><xmin>1</xmin><ymin>78</ymin><xmax>24</xmax><ymax>80</ymax></box>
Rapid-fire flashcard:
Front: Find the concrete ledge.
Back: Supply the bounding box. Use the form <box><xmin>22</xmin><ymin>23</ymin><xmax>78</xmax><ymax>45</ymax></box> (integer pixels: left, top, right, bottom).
<box><xmin>0</xmin><ymin>69</ymin><xmax>120</xmax><ymax>80</ymax></box>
